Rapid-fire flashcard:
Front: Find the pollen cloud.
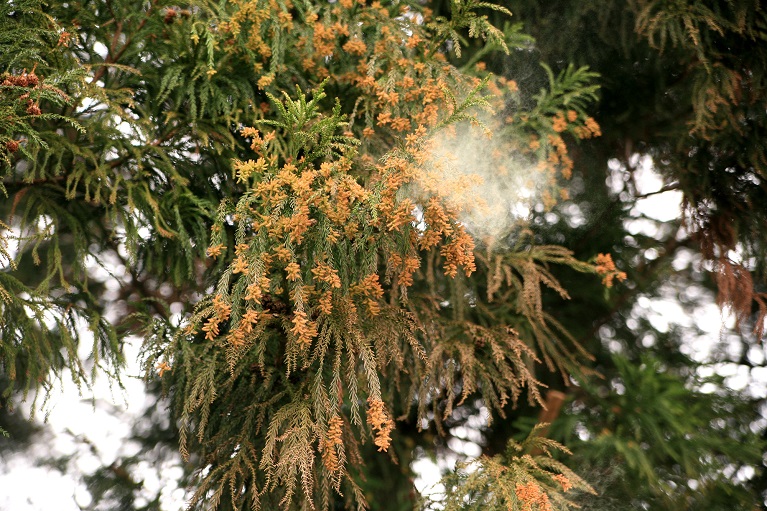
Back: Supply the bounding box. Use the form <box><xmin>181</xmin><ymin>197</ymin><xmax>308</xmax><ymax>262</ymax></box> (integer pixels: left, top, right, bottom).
<box><xmin>422</xmin><ymin>123</ymin><xmax>543</xmax><ymax>243</ymax></box>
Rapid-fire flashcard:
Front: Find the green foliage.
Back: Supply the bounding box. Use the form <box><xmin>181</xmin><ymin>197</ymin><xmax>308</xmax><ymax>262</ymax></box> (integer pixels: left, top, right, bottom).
<box><xmin>430</xmin><ymin>424</ymin><xmax>595</xmax><ymax>510</ymax></box>
<box><xmin>428</xmin><ymin>0</ymin><xmax>513</xmax><ymax>58</ymax></box>
<box><xmin>0</xmin><ymin>1</ymin><xmax>125</xmax><ymax>403</ymax></box>
<box><xmin>1</xmin><ymin>0</ymin><xmax>765</xmax><ymax>510</ymax></box>
<box><xmin>150</xmin><ymin>82</ymin><xmax>559</xmax><ymax>510</ymax></box>
<box><xmin>513</xmin><ymin>0</ymin><xmax>767</xmax><ymax>337</ymax></box>
<box><xmin>530</xmin><ymin>64</ymin><xmax>600</xmax><ymax>129</ymax></box>
<box><xmin>538</xmin><ymin>353</ymin><xmax>766</xmax><ymax>508</ymax></box>
<box><xmin>0</xmin><ymin>0</ymin><xmax>85</xmax><ymax>174</ymax></box>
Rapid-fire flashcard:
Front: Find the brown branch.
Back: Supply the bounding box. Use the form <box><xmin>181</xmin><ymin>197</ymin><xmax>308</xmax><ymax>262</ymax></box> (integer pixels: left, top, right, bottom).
<box><xmin>106</xmin><ymin>128</ymin><xmax>181</xmax><ymax>169</ymax></box>
<box><xmin>634</xmin><ymin>182</ymin><xmax>681</xmax><ymax>199</ymax></box>
<box><xmin>2</xmin><ymin>175</ymin><xmax>67</xmax><ymax>197</ymax></box>
<box><xmin>91</xmin><ymin>0</ymin><xmax>158</xmax><ymax>84</ymax></box>
<box><xmin>529</xmin><ymin>390</ymin><xmax>567</xmax><ymax>455</ymax></box>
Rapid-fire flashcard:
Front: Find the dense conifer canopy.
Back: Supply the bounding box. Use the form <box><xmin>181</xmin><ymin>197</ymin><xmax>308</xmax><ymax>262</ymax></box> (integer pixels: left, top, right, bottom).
<box><xmin>1</xmin><ymin>0</ymin><xmax>766</xmax><ymax>509</ymax></box>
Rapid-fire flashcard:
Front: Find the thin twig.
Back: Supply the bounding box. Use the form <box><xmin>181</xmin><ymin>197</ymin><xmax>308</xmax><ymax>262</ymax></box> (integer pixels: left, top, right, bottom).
<box><xmin>634</xmin><ymin>182</ymin><xmax>681</xmax><ymax>199</ymax></box>
<box><xmin>92</xmin><ymin>0</ymin><xmax>158</xmax><ymax>83</ymax></box>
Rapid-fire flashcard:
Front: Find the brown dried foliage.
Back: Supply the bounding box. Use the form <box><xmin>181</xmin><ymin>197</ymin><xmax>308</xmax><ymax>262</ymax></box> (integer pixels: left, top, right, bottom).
<box><xmin>688</xmin><ymin>207</ymin><xmax>767</xmax><ymax>339</ymax></box>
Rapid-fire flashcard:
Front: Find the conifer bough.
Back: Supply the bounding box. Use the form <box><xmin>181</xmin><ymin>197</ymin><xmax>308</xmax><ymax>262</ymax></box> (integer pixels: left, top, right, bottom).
<box><xmin>2</xmin><ymin>0</ymin><xmax>763</xmax><ymax>509</ymax></box>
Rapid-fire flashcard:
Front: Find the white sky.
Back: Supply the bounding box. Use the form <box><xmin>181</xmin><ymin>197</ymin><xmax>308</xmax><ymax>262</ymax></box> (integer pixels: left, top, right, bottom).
<box><xmin>0</xmin><ymin>339</ymin><xmax>189</xmax><ymax>510</ymax></box>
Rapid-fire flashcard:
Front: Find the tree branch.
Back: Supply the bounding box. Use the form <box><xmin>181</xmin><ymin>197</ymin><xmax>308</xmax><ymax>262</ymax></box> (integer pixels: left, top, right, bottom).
<box><xmin>634</xmin><ymin>182</ymin><xmax>681</xmax><ymax>199</ymax></box>
<box><xmin>91</xmin><ymin>0</ymin><xmax>158</xmax><ymax>83</ymax></box>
